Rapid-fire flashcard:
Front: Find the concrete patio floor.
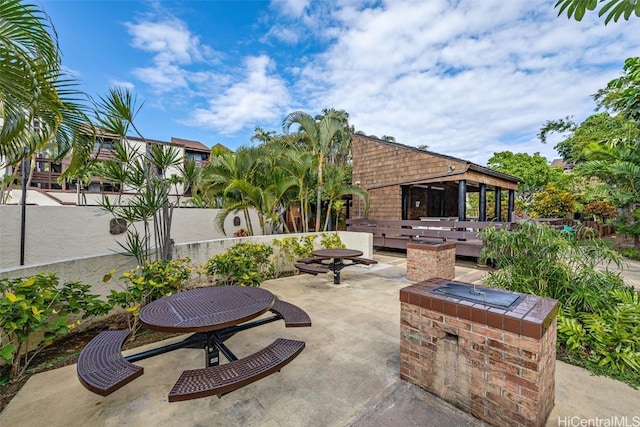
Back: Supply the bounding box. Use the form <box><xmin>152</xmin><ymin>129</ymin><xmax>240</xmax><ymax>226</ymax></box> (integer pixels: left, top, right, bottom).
<box><xmin>1</xmin><ymin>254</ymin><xmax>639</xmax><ymax>427</ymax></box>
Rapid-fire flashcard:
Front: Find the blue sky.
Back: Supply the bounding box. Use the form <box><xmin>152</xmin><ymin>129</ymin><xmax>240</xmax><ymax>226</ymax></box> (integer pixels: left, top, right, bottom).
<box><xmin>40</xmin><ymin>0</ymin><xmax>638</xmax><ymax>165</ymax></box>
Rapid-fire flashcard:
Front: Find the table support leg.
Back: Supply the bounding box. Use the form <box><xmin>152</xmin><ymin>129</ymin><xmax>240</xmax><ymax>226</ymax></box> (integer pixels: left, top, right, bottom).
<box><xmin>206</xmin><ymin>344</ymin><xmax>219</xmax><ymax>367</ymax></box>
<box><xmin>210</xmin><ymin>333</ymin><xmax>238</xmax><ymax>363</ymax></box>
<box><xmin>332</xmin><ymin>258</ymin><xmax>343</xmax><ymax>284</ymax></box>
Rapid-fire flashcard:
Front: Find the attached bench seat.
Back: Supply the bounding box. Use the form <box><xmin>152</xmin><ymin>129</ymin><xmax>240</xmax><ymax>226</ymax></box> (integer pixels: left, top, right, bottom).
<box><xmin>77</xmin><ymin>330</ymin><xmax>144</xmax><ymax>396</ymax></box>
<box><xmin>350</xmin><ymin>257</ymin><xmax>378</xmax><ymax>266</ymax></box>
<box><xmin>296</xmin><ymin>256</ymin><xmax>327</xmax><ymax>264</ymax></box>
<box><xmin>168</xmin><ymin>338</ymin><xmax>305</xmax><ymax>402</ymax></box>
<box><xmin>294</xmin><ymin>263</ymin><xmax>330</xmax><ymax>275</ymax></box>
<box><xmin>270</xmin><ymin>299</ymin><xmax>312</xmax><ymax>327</ymax></box>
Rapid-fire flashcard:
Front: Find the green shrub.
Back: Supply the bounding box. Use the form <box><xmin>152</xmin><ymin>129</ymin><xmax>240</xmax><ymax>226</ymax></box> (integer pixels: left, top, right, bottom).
<box><xmin>584</xmin><ymin>200</ymin><xmax>617</xmax><ymax>223</ymax></box>
<box><xmin>202</xmin><ymin>242</ymin><xmax>274</xmax><ymax>287</ymax></box>
<box><xmin>480</xmin><ymin>220</ymin><xmax>640</xmax><ymax>384</ymax></box>
<box><xmin>0</xmin><ymin>274</ymin><xmax>111</xmax><ymax>381</ymax></box>
<box><xmin>272</xmin><ymin>235</ymin><xmax>317</xmax><ymax>277</ymax></box>
<box><xmin>107</xmin><ymin>258</ymin><xmax>193</xmax><ymax>336</ymax></box>
<box><xmin>530</xmin><ymin>184</ymin><xmax>575</xmax><ymax>218</ymax></box>
<box><xmin>558</xmin><ymin>288</ymin><xmax>640</xmax><ymax>377</ymax></box>
<box><xmin>320</xmin><ymin>233</ymin><xmax>346</xmax><ymax>249</ymax></box>
<box><xmin>619</xmin><ymin>247</ymin><xmax>640</xmax><ymax>260</ymax></box>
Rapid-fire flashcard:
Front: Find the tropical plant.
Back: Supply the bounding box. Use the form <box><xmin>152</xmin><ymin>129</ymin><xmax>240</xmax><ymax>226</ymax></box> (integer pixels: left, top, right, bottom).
<box><xmin>283</xmin><ymin>109</ymin><xmax>352</xmax><ymax>232</ymax></box>
<box><xmin>0</xmin><ymin>172</ymin><xmax>19</xmax><ymax>204</ymax></box>
<box><xmin>0</xmin><ymin>0</ymin><xmax>92</xmax><ymax>176</ymax></box>
<box><xmin>577</xmin><ymin>146</ymin><xmax>640</xmax><ymax>246</ymax></box>
<box><xmin>197</xmin><ymin>147</ymin><xmax>263</xmax><ymax>235</ymax></box>
<box><xmin>558</xmin><ymin>288</ymin><xmax>640</xmax><ymax>376</ymax></box>
<box><xmin>320</xmin><ymin>233</ymin><xmax>346</xmax><ymax>249</ymax></box>
<box><xmin>202</xmin><ymin>242</ymin><xmax>275</xmax><ymax>287</ymax></box>
<box><xmin>279</xmin><ymin>149</ymin><xmax>317</xmax><ymax>233</ymax></box>
<box><xmin>615</xmin><ymin>210</ymin><xmax>640</xmax><ymax>249</ymax></box>
<box><xmin>272</xmin><ymin>235</ymin><xmax>317</xmax><ymax>277</ymax></box>
<box><xmin>555</xmin><ymin>0</ymin><xmax>640</xmax><ymax>24</ymax></box>
<box><xmin>321</xmin><ymin>164</ymin><xmax>368</xmax><ymax>231</ymax></box>
<box><xmin>94</xmin><ymin>88</ymin><xmax>183</xmax><ymax>263</ymax></box>
<box><xmin>226</xmin><ymin>163</ymin><xmax>296</xmax><ymax>235</ymax></box>
<box><xmin>540</xmin><ymin>59</ymin><xmax>640</xmax><ymax>248</ymax></box>
<box><xmin>583</xmin><ymin>200</ymin><xmax>617</xmax><ymax>223</ymax></box>
<box><xmin>596</xmin><ymin>57</ymin><xmax>640</xmax><ymax>123</ymax></box>
<box><xmin>480</xmin><ymin>220</ymin><xmax>623</xmax><ymax>301</ymax></box>
<box><xmin>0</xmin><ymin>274</ymin><xmax>110</xmax><ymax>381</ymax></box>
<box><xmin>480</xmin><ymin>221</ymin><xmax>640</xmax><ymax>382</ymax></box>
<box><xmin>106</xmin><ymin>258</ymin><xmax>193</xmax><ymax>338</ymax></box>
<box><xmin>531</xmin><ymin>184</ymin><xmax>576</xmax><ymax>218</ymax></box>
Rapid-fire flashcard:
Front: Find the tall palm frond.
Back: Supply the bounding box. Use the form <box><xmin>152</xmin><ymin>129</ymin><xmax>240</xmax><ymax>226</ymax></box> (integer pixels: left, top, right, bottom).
<box><xmin>283</xmin><ymin>109</ymin><xmax>351</xmax><ymax>231</ymax></box>
<box><xmin>0</xmin><ymin>1</ymin><xmax>91</xmax><ymax>171</ymax></box>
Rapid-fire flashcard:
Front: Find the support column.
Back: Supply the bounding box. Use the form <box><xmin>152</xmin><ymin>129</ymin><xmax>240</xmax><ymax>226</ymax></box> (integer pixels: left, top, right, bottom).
<box><xmin>458</xmin><ymin>180</ymin><xmax>467</xmax><ymax>221</ymax></box>
<box><xmin>495</xmin><ymin>187</ymin><xmax>502</xmax><ymax>221</ymax></box>
<box><xmin>508</xmin><ymin>189</ymin><xmax>515</xmax><ymax>222</ymax></box>
<box><xmin>401</xmin><ymin>186</ymin><xmax>409</xmax><ymax>220</ymax></box>
<box><xmin>479</xmin><ymin>183</ymin><xmax>487</xmax><ymax>222</ymax></box>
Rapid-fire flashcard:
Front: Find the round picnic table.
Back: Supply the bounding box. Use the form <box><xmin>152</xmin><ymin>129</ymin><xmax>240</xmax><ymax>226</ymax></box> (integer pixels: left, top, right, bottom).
<box><xmin>311</xmin><ymin>248</ymin><xmax>364</xmax><ymax>284</ymax></box>
<box><xmin>311</xmin><ymin>248</ymin><xmax>363</xmax><ymax>259</ymax></box>
<box><xmin>139</xmin><ymin>286</ymin><xmax>275</xmax><ymax>333</ymax></box>
<box><xmin>77</xmin><ymin>286</ymin><xmax>309</xmax><ymax>402</ymax></box>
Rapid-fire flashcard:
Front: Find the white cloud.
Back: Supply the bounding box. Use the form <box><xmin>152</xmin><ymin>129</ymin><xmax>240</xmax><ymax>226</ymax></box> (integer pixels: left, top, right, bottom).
<box><xmin>109</xmin><ymin>80</ymin><xmax>135</xmax><ymax>91</ymax></box>
<box><xmin>125</xmin><ymin>16</ymin><xmax>215</xmax><ymax>93</ymax></box>
<box><xmin>126</xmin><ymin>18</ymin><xmax>202</xmax><ymax>64</ymax></box>
<box><xmin>270</xmin><ymin>0</ymin><xmax>311</xmax><ymax>19</ymax></box>
<box><xmin>184</xmin><ymin>55</ymin><xmax>292</xmax><ymax>134</ymax></box>
<box><xmin>292</xmin><ymin>0</ymin><xmax>639</xmax><ymax>164</ymax></box>
<box><xmin>120</xmin><ymin>0</ymin><xmax>637</xmax><ymax>164</ymax></box>
<box><xmin>261</xmin><ymin>25</ymin><xmax>299</xmax><ymax>44</ymax></box>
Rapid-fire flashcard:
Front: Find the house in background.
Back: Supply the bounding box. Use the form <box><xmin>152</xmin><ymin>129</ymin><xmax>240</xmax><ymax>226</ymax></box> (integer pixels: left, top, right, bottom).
<box><xmin>550</xmin><ymin>158</ymin><xmax>574</xmax><ymax>173</ymax></box>
<box><xmin>4</xmin><ymin>134</ymin><xmax>213</xmax><ymax>206</ymax></box>
<box><xmin>350</xmin><ymin>135</ymin><xmax>520</xmax><ymax>222</ymax></box>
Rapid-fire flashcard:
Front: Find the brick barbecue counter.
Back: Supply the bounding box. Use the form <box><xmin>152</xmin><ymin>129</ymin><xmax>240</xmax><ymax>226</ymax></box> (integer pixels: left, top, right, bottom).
<box><xmin>400</xmin><ymin>278</ymin><xmax>559</xmax><ymax>427</ymax></box>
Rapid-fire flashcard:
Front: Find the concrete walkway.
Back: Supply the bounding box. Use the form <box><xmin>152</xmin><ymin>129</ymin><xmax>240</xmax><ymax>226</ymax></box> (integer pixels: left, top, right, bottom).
<box><xmin>1</xmin><ymin>254</ymin><xmax>639</xmax><ymax>427</ymax></box>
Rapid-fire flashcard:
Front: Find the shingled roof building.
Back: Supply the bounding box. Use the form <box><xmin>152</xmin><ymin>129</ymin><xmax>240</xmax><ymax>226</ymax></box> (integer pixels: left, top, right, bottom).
<box><xmin>351</xmin><ymin>135</ymin><xmax>520</xmax><ymax>222</ymax></box>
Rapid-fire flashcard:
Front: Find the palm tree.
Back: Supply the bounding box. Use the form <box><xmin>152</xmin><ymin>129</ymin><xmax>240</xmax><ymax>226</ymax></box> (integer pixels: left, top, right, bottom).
<box><xmin>321</xmin><ymin>164</ymin><xmax>368</xmax><ymax>231</ymax></box>
<box><xmin>282</xmin><ymin>109</ymin><xmax>351</xmax><ymax>232</ymax></box>
<box><xmin>225</xmin><ymin>168</ymin><xmax>296</xmax><ymax>235</ymax></box>
<box><xmin>577</xmin><ymin>143</ymin><xmax>640</xmax><ymax>248</ymax></box>
<box><xmin>198</xmin><ymin>146</ymin><xmax>264</xmax><ymax>235</ymax></box>
<box><xmin>177</xmin><ymin>157</ymin><xmax>199</xmax><ymax>198</ymax></box>
<box><xmin>0</xmin><ymin>0</ymin><xmax>91</xmax><ymax>173</ymax></box>
<box><xmin>279</xmin><ymin>149</ymin><xmax>317</xmax><ymax>233</ymax></box>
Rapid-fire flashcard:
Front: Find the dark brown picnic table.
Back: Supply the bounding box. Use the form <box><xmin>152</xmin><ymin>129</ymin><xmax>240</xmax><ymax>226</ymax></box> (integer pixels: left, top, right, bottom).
<box><xmin>77</xmin><ymin>286</ymin><xmax>310</xmax><ymax>402</ymax></box>
<box><xmin>311</xmin><ymin>248</ymin><xmax>364</xmax><ymax>284</ymax></box>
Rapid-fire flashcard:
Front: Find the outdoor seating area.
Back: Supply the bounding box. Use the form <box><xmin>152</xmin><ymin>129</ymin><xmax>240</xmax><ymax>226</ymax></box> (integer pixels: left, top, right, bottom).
<box><xmin>295</xmin><ymin>248</ymin><xmax>378</xmax><ymax>284</ymax></box>
<box><xmin>77</xmin><ymin>286</ymin><xmax>311</xmax><ymax>401</ymax></box>
<box><xmin>346</xmin><ymin>218</ymin><xmax>514</xmax><ymax>258</ymax></box>
<box><xmin>2</xmin><ymin>254</ymin><xmax>640</xmax><ymax>427</ymax></box>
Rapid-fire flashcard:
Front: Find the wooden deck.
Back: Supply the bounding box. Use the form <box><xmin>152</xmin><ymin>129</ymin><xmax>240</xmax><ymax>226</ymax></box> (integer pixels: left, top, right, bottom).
<box><xmin>346</xmin><ymin>218</ymin><xmax>513</xmax><ymax>258</ymax></box>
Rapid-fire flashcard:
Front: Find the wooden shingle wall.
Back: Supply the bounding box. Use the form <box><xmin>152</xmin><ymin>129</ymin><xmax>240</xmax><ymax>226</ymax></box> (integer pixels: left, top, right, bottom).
<box><xmin>351</xmin><ymin>135</ymin><xmax>518</xmax><ymax>220</ymax></box>
<box><xmin>352</xmin><ymin>135</ymin><xmax>465</xmax><ymax>220</ymax></box>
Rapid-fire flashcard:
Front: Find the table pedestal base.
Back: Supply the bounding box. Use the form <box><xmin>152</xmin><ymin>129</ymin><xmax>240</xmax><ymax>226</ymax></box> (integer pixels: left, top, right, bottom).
<box><xmin>206</xmin><ymin>344</ymin><xmax>219</xmax><ymax>367</ymax></box>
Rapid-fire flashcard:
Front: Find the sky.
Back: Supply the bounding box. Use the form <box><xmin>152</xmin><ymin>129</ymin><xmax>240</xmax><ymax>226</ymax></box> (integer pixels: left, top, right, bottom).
<box><xmin>40</xmin><ymin>0</ymin><xmax>638</xmax><ymax>166</ymax></box>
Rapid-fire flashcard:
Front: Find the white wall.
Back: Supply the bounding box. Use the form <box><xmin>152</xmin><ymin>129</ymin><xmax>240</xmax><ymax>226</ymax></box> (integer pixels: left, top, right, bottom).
<box><xmin>0</xmin><ymin>232</ymin><xmax>372</xmax><ymax>298</ymax></box>
<box><xmin>0</xmin><ymin>205</ymin><xmax>262</xmax><ymax>268</ymax></box>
